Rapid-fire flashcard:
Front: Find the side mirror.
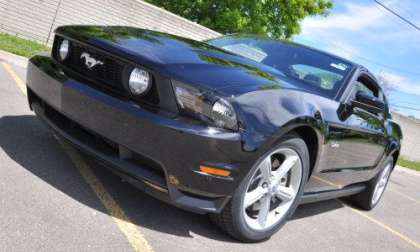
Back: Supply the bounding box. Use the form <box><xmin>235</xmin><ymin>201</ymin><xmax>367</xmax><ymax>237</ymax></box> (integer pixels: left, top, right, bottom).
<box><xmin>351</xmin><ymin>91</ymin><xmax>385</xmax><ymax>114</ymax></box>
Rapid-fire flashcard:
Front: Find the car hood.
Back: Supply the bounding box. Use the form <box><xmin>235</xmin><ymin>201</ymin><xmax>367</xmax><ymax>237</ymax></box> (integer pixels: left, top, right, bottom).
<box><xmin>55</xmin><ymin>26</ymin><xmax>302</xmax><ymax>95</ymax></box>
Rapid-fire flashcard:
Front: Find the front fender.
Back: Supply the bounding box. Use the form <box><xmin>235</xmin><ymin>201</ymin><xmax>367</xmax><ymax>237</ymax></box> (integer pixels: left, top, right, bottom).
<box><xmin>233</xmin><ymin>89</ymin><xmax>330</xmax><ymax>154</ymax></box>
<box><xmin>383</xmin><ymin>119</ymin><xmax>402</xmax><ymax>167</ymax></box>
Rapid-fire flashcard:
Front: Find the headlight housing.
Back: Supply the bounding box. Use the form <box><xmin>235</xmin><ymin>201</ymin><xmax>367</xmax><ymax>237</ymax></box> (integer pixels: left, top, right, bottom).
<box><xmin>173</xmin><ymin>80</ymin><xmax>238</xmax><ymax>131</ymax></box>
<box><xmin>127</xmin><ymin>68</ymin><xmax>151</xmax><ymax>96</ymax></box>
<box><xmin>58</xmin><ymin>39</ymin><xmax>70</xmax><ymax>61</ymax></box>
<box><xmin>211</xmin><ymin>99</ymin><xmax>237</xmax><ymax>130</ymax></box>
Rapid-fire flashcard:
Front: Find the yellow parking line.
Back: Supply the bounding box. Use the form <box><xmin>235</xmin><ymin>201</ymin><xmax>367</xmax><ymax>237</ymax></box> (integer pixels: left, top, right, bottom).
<box><xmin>389</xmin><ymin>188</ymin><xmax>420</xmax><ymax>205</ymax></box>
<box><xmin>312</xmin><ymin>171</ymin><xmax>420</xmax><ymax>249</ymax></box>
<box><xmin>2</xmin><ymin>62</ymin><xmax>27</xmax><ymax>95</ymax></box>
<box><xmin>59</xmin><ymin>140</ymin><xmax>153</xmax><ymax>252</ymax></box>
<box><xmin>3</xmin><ymin>61</ymin><xmax>153</xmax><ymax>252</ymax></box>
<box><xmin>340</xmin><ymin>200</ymin><xmax>420</xmax><ymax>250</ymax></box>
<box><xmin>312</xmin><ymin>175</ymin><xmax>342</xmax><ymax>188</ymax></box>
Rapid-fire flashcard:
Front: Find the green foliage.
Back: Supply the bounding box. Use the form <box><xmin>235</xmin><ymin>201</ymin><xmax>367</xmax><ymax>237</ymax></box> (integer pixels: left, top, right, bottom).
<box><xmin>398</xmin><ymin>158</ymin><xmax>420</xmax><ymax>172</ymax></box>
<box><xmin>0</xmin><ymin>33</ymin><xmax>49</xmax><ymax>58</ymax></box>
<box><xmin>146</xmin><ymin>0</ymin><xmax>333</xmax><ymax>39</ymax></box>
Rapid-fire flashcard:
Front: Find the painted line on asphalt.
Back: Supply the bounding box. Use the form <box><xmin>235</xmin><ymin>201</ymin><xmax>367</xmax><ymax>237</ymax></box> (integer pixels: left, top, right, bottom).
<box><xmin>340</xmin><ymin>200</ymin><xmax>420</xmax><ymax>250</ymax></box>
<box><xmin>389</xmin><ymin>188</ymin><xmax>420</xmax><ymax>205</ymax></box>
<box><xmin>315</xmin><ymin>172</ymin><xmax>420</xmax><ymax>249</ymax></box>
<box><xmin>59</xmin><ymin>140</ymin><xmax>153</xmax><ymax>252</ymax></box>
<box><xmin>312</xmin><ymin>175</ymin><xmax>342</xmax><ymax>188</ymax></box>
<box><xmin>3</xmin><ymin>62</ymin><xmax>153</xmax><ymax>252</ymax></box>
<box><xmin>314</xmin><ymin>174</ymin><xmax>420</xmax><ymax>205</ymax></box>
<box><xmin>1</xmin><ymin>62</ymin><xmax>27</xmax><ymax>95</ymax></box>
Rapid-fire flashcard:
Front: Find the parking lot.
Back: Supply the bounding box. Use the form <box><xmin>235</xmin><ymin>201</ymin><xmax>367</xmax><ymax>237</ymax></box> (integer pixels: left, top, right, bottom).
<box><xmin>1</xmin><ymin>57</ymin><xmax>419</xmax><ymax>251</ymax></box>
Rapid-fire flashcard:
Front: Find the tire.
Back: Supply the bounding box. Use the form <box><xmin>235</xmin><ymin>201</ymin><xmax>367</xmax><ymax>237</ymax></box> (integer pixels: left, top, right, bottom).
<box><xmin>210</xmin><ymin>134</ymin><xmax>310</xmax><ymax>242</ymax></box>
<box><xmin>347</xmin><ymin>157</ymin><xmax>394</xmax><ymax>210</ymax></box>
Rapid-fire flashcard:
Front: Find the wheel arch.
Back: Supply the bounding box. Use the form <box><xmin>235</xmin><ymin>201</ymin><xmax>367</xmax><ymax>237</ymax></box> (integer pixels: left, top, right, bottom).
<box><xmin>290</xmin><ymin>126</ymin><xmax>319</xmax><ymax>178</ymax></box>
<box><xmin>260</xmin><ymin>118</ymin><xmax>324</xmax><ymax>181</ymax></box>
<box><xmin>391</xmin><ymin>149</ymin><xmax>400</xmax><ymax>169</ymax></box>
<box><xmin>279</xmin><ymin>125</ymin><xmax>321</xmax><ymax>181</ymax></box>
<box><xmin>385</xmin><ymin>139</ymin><xmax>401</xmax><ymax>170</ymax></box>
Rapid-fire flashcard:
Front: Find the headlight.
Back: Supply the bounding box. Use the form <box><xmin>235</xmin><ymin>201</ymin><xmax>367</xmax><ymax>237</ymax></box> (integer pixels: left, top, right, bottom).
<box><xmin>211</xmin><ymin>99</ymin><xmax>237</xmax><ymax>130</ymax></box>
<box><xmin>58</xmin><ymin>39</ymin><xmax>69</xmax><ymax>61</ymax></box>
<box><xmin>173</xmin><ymin>80</ymin><xmax>238</xmax><ymax>131</ymax></box>
<box><xmin>128</xmin><ymin>68</ymin><xmax>151</xmax><ymax>95</ymax></box>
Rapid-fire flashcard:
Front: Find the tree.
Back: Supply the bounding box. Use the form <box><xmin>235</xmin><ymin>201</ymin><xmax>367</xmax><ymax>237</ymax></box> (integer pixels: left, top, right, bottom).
<box><xmin>376</xmin><ymin>70</ymin><xmax>394</xmax><ymax>97</ymax></box>
<box><xmin>145</xmin><ymin>0</ymin><xmax>333</xmax><ymax>39</ymax></box>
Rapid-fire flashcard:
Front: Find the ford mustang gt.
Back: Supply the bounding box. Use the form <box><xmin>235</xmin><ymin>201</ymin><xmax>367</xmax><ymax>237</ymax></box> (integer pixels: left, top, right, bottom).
<box><xmin>26</xmin><ymin>26</ymin><xmax>402</xmax><ymax>242</ymax></box>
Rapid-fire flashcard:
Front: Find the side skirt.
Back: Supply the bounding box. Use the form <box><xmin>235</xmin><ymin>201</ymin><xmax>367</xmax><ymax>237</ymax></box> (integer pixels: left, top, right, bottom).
<box><xmin>300</xmin><ymin>184</ymin><xmax>366</xmax><ymax>204</ymax></box>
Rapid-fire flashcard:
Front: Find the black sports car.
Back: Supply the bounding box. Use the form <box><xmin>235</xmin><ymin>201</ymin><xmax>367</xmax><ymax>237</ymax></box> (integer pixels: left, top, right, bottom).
<box><xmin>26</xmin><ymin>26</ymin><xmax>402</xmax><ymax>242</ymax></box>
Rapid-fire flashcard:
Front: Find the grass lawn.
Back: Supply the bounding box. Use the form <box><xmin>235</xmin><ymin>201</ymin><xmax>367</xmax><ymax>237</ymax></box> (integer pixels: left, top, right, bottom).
<box><xmin>0</xmin><ymin>33</ymin><xmax>49</xmax><ymax>58</ymax></box>
<box><xmin>397</xmin><ymin>158</ymin><xmax>420</xmax><ymax>172</ymax></box>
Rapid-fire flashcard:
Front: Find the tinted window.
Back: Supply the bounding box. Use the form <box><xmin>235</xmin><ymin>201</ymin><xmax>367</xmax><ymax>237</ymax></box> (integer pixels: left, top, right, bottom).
<box><xmin>355</xmin><ymin>80</ymin><xmax>376</xmax><ymax>98</ymax></box>
<box><xmin>353</xmin><ymin>77</ymin><xmax>388</xmax><ymax>116</ymax></box>
<box><xmin>353</xmin><ymin>76</ymin><xmax>385</xmax><ymax>102</ymax></box>
<box><xmin>207</xmin><ymin>36</ymin><xmax>353</xmax><ymax>98</ymax></box>
<box><xmin>292</xmin><ymin>64</ymin><xmax>342</xmax><ymax>90</ymax></box>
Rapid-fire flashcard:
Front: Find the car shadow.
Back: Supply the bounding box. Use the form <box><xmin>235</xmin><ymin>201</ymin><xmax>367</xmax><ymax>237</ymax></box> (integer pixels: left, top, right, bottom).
<box><xmin>0</xmin><ymin>115</ymin><xmax>345</xmax><ymax>243</ymax></box>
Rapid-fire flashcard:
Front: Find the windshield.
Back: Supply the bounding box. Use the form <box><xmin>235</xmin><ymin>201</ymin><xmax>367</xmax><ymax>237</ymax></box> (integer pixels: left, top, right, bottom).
<box><xmin>207</xmin><ymin>36</ymin><xmax>353</xmax><ymax>98</ymax></box>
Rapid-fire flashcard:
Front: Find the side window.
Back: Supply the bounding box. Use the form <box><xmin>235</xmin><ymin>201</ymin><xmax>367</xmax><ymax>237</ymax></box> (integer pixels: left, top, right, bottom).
<box><xmin>291</xmin><ymin>64</ymin><xmax>343</xmax><ymax>90</ymax></box>
<box><xmin>353</xmin><ymin>76</ymin><xmax>383</xmax><ymax>101</ymax></box>
<box><xmin>355</xmin><ymin>80</ymin><xmax>376</xmax><ymax>98</ymax></box>
<box><xmin>352</xmin><ymin>75</ymin><xmax>388</xmax><ymax>117</ymax></box>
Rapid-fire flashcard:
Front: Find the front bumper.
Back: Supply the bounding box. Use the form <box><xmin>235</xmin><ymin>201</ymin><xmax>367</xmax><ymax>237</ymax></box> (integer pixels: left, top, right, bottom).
<box><xmin>27</xmin><ymin>55</ymin><xmax>256</xmax><ymax>214</ymax></box>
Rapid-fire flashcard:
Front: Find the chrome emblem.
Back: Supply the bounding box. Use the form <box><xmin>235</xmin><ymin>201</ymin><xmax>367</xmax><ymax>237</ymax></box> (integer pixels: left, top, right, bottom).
<box><xmin>80</xmin><ymin>52</ymin><xmax>104</xmax><ymax>69</ymax></box>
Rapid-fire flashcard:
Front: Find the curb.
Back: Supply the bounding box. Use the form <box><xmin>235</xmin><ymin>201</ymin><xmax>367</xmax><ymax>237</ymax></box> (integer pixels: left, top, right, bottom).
<box><xmin>0</xmin><ymin>49</ymin><xmax>28</xmax><ymax>68</ymax></box>
<box><xmin>395</xmin><ymin>165</ymin><xmax>420</xmax><ymax>177</ymax></box>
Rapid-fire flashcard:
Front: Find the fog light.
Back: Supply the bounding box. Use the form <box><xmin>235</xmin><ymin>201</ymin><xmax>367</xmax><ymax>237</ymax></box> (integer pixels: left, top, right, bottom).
<box><xmin>59</xmin><ymin>39</ymin><xmax>69</xmax><ymax>61</ymax></box>
<box><xmin>128</xmin><ymin>68</ymin><xmax>151</xmax><ymax>95</ymax></box>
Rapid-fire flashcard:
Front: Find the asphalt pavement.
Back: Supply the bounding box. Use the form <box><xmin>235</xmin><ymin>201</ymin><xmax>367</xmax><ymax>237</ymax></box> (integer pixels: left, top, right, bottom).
<box><xmin>0</xmin><ymin>55</ymin><xmax>419</xmax><ymax>252</ymax></box>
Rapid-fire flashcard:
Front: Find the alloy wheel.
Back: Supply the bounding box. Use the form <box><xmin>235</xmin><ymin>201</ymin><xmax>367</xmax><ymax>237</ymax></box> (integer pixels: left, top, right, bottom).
<box><xmin>243</xmin><ymin>148</ymin><xmax>303</xmax><ymax>231</ymax></box>
<box><xmin>371</xmin><ymin>163</ymin><xmax>392</xmax><ymax>205</ymax></box>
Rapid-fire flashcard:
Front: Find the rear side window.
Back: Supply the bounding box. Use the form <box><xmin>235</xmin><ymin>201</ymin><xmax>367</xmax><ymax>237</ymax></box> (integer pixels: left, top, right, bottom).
<box><xmin>354</xmin><ymin>77</ymin><xmax>382</xmax><ymax>101</ymax></box>
<box><xmin>355</xmin><ymin>81</ymin><xmax>376</xmax><ymax>97</ymax></box>
<box><xmin>352</xmin><ymin>75</ymin><xmax>389</xmax><ymax>117</ymax></box>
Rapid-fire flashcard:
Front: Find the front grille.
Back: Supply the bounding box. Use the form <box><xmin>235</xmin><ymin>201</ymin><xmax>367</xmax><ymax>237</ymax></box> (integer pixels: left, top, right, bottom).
<box><xmin>68</xmin><ymin>43</ymin><xmax>125</xmax><ymax>92</ymax></box>
<box><xmin>52</xmin><ymin>36</ymin><xmax>159</xmax><ymax>105</ymax></box>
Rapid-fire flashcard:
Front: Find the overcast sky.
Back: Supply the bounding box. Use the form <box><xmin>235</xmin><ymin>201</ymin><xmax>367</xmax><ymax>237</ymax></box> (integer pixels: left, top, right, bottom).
<box><xmin>294</xmin><ymin>0</ymin><xmax>420</xmax><ymax>118</ymax></box>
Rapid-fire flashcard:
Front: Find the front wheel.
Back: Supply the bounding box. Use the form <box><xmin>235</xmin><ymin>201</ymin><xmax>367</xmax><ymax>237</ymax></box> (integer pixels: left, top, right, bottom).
<box><xmin>210</xmin><ymin>135</ymin><xmax>309</xmax><ymax>242</ymax></box>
